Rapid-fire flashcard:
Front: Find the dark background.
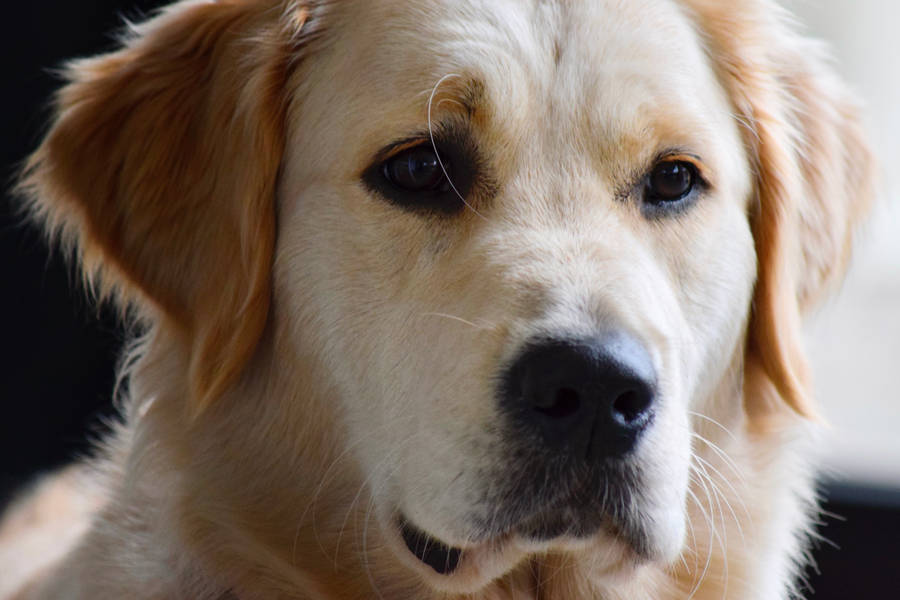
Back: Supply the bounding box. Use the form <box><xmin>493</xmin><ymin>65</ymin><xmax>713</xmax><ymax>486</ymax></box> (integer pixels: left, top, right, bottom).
<box><xmin>1</xmin><ymin>2</ymin><xmax>897</xmax><ymax>597</ymax></box>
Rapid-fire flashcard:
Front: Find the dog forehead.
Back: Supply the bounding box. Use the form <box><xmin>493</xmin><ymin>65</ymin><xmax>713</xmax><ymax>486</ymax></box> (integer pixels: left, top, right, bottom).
<box><xmin>334</xmin><ymin>0</ymin><xmax>718</xmax><ymax>122</ymax></box>
<box><xmin>287</xmin><ymin>0</ymin><xmax>745</xmax><ymax>197</ymax></box>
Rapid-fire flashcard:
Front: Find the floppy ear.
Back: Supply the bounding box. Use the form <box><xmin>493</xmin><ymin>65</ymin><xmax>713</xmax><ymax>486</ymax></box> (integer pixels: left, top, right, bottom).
<box><xmin>20</xmin><ymin>0</ymin><xmax>314</xmax><ymax>414</ymax></box>
<box><xmin>687</xmin><ymin>0</ymin><xmax>875</xmax><ymax>419</ymax></box>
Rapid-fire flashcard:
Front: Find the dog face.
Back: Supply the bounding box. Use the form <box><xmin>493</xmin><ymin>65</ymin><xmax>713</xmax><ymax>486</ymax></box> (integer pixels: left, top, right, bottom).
<box><xmin>275</xmin><ymin>0</ymin><xmax>756</xmax><ymax>583</ymax></box>
<box><xmin>23</xmin><ymin>0</ymin><xmax>872</xmax><ymax>595</ymax></box>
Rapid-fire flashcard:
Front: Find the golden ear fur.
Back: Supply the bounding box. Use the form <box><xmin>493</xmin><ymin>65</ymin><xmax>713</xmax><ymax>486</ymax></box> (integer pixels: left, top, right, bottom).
<box><xmin>686</xmin><ymin>0</ymin><xmax>875</xmax><ymax>420</ymax></box>
<box><xmin>20</xmin><ymin>0</ymin><xmax>313</xmax><ymax>414</ymax></box>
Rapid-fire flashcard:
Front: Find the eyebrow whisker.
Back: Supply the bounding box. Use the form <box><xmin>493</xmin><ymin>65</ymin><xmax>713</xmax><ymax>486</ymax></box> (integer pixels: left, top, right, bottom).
<box><xmin>435</xmin><ymin>97</ymin><xmax>467</xmax><ymax>111</ymax></box>
<box><xmin>427</xmin><ymin>73</ymin><xmax>487</xmax><ymax>221</ymax></box>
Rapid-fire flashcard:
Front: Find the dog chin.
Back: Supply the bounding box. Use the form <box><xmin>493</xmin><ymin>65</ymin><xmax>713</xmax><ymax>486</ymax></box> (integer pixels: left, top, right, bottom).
<box><xmin>511</xmin><ymin>500</ymin><xmax>686</xmax><ymax>565</ymax></box>
<box><xmin>390</xmin><ymin>502</ymin><xmax>684</xmax><ymax>591</ymax></box>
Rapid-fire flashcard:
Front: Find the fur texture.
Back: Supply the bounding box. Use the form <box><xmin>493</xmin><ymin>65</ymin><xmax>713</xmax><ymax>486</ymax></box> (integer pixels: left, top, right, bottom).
<box><xmin>1</xmin><ymin>1</ymin><xmax>873</xmax><ymax>598</ymax></box>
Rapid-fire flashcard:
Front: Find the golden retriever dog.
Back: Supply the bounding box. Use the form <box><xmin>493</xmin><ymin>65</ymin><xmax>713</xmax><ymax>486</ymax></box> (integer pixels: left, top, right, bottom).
<box><xmin>0</xmin><ymin>0</ymin><xmax>873</xmax><ymax>598</ymax></box>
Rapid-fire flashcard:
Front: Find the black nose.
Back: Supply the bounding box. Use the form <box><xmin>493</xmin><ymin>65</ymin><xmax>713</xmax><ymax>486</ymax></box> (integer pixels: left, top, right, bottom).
<box><xmin>500</xmin><ymin>333</ymin><xmax>657</xmax><ymax>460</ymax></box>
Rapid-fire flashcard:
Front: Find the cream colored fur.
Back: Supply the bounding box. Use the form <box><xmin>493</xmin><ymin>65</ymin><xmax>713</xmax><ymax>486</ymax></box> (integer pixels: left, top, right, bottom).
<box><xmin>1</xmin><ymin>1</ymin><xmax>873</xmax><ymax>598</ymax></box>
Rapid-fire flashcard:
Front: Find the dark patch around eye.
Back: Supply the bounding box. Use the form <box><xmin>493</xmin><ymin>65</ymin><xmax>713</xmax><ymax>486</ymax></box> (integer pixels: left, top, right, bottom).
<box><xmin>361</xmin><ymin>125</ymin><xmax>481</xmax><ymax>216</ymax></box>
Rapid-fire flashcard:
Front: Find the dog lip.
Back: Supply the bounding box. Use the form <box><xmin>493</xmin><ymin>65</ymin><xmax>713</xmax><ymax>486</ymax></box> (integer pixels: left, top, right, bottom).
<box><xmin>508</xmin><ymin>500</ymin><xmax>657</xmax><ymax>561</ymax></box>
<box><xmin>398</xmin><ymin>517</ymin><xmax>462</xmax><ymax>575</ymax></box>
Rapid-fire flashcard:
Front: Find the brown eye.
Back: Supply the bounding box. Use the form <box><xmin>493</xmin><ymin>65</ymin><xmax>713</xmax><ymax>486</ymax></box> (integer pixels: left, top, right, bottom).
<box><xmin>646</xmin><ymin>160</ymin><xmax>696</xmax><ymax>203</ymax></box>
<box><xmin>383</xmin><ymin>146</ymin><xmax>450</xmax><ymax>192</ymax></box>
<box><xmin>362</xmin><ymin>133</ymin><xmax>476</xmax><ymax>215</ymax></box>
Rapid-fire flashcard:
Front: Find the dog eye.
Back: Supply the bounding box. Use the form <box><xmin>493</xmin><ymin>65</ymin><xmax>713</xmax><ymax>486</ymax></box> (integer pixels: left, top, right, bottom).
<box><xmin>645</xmin><ymin>160</ymin><xmax>696</xmax><ymax>203</ymax></box>
<box><xmin>383</xmin><ymin>146</ymin><xmax>451</xmax><ymax>192</ymax></box>
<box><xmin>363</xmin><ymin>136</ymin><xmax>476</xmax><ymax>215</ymax></box>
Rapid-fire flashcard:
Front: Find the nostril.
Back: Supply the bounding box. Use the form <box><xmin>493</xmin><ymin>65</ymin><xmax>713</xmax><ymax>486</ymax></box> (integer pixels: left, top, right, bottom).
<box><xmin>534</xmin><ymin>387</ymin><xmax>581</xmax><ymax>419</ymax></box>
<box><xmin>612</xmin><ymin>389</ymin><xmax>652</xmax><ymax>425</ymax></box>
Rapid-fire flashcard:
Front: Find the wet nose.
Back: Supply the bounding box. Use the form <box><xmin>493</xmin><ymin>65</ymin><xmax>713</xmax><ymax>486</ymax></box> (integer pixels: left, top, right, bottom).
<box><xmin>500</xmin><ymin>332</ymin><xmax>657</xmax><ymax>460</ymax></box>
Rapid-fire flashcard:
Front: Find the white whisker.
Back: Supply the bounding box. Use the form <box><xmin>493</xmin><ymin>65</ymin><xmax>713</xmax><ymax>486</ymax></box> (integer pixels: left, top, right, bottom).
<box><xmin>692</xmin><ymin>453</ymin><xmax>750</xmax><ymax>537</ymax></box>
<box><xmin>420</xmin><ymin>311</ymin><xmax>492</xmax><ymax>330</ymax></box>
<box><xmin>690</xmin><ymin>461</ymin><xmax>729</xmax><ymax>600</ymax></box>
<box><xmin>426</xmin><ymin>73</ymin><xmax>487</xmax><ymax>220</ymax></box>
<box><xmin>688</xmin><ymin>411</ymin><xmax>738</xmax><ymax>442</ymax></box>
<box><xmin>685</xmin><ymin>485</ymin><xmax>714</xmax><ymax>600</ymax></box>
<box><xmin>691</xmin><ymin>432</ymin><xmax>745</xmax><ymax>483</ymax></box>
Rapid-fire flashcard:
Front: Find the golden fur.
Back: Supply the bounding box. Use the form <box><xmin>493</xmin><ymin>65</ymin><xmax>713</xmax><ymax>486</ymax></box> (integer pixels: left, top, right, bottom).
<box><xmin>1</xmin><ymin>0</ymin><xmax>873</xmax><ymax>598</ymax></box>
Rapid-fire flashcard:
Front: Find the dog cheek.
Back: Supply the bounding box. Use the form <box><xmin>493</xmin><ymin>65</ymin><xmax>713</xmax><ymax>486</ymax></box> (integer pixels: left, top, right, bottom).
<box><xmin>665</xmin><ymin>205</ymin><xmax>757</xmax><ymax>411</ymax></box>
<box><xmin>635</xmin><ymin>400</ymin><xmax>692</xmax><ymax>562</ymax></box>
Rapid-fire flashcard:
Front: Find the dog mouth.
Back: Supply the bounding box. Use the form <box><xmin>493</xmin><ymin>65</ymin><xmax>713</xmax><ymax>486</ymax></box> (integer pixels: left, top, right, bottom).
<box><xmin>395</xmin><ymin>461</ymin><xmax>661</xmax><ymax>577</ymax></box>
<box><xmin>399</xmin><ymin>517</ymin><xmax>463</xmax><ymax>574</ymax></box>
<box><xmin>397</xmin><ymin>504</ymin><xmax>633</xmax><ymax>577</ymax></box>
<box><xmin>396</xmin><ymin>488</ymin><xmax>659</xmax><ymax>578</ymax></box>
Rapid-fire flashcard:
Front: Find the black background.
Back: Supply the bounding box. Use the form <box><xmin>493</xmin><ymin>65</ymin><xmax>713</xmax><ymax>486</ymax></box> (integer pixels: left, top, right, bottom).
<box><xmin>1</xmin><ymin>2</ymin><xmax>897</xmax><ymax>596</ymax></box>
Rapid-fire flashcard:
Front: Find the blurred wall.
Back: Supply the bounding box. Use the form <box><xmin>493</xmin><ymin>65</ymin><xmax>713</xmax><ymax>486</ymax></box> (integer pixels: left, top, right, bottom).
<box><xmin>784</xmin><ymin>0</ymin><xmax>900</xmax><ymax>487</ymax></box>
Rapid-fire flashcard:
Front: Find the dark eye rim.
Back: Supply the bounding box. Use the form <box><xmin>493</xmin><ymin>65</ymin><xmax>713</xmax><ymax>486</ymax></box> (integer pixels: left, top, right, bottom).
<box><xmin>361</xmin><ymin>132</ymin><xmax>478</xmax><ymax>216</ymax></box>
<box><xmin>641</xmin><ymin>155</ymin><xmax>708</xmax><ymax>214</ymax></box>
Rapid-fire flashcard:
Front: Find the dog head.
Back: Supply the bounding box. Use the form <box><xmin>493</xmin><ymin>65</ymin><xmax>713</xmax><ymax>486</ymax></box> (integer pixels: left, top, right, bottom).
<box><xmin>22</xmin><ymin>0</ymin><xmax>872</xmax><ymax>594</ymax></box>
